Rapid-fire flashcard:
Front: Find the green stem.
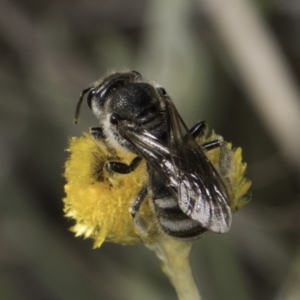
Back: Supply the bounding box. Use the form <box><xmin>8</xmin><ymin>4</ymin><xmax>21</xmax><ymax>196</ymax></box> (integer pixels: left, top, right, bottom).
<box><xmin>147</xmin><ymin>236</ymin><xmax>201</xmax><ymax>300</ymax></box>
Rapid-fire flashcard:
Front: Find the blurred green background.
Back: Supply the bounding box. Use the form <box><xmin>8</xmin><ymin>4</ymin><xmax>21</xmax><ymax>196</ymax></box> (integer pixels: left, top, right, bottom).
<box><xmin>1</xmin><ymin>0</ymin><xmax>300</xmax><ymax>299</ymax></box>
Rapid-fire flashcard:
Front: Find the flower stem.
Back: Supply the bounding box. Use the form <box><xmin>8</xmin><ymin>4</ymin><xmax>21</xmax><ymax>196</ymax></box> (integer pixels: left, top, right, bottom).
<box><xmin>147</xmin><ymin>236</ymin><xmax>201</xmax><ymax>300</ymax></box>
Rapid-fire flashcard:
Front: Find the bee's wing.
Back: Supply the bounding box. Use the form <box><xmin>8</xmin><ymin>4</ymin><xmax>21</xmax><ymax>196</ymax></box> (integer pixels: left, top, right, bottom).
<box><xmin>119</xmin><ymin>99</ymin><xmax>232</xmax><ymax>233</ymax></box>
<box><xmin>165</xmin><ymin>98</ymin><xmax>232</xmax><ymax>233</ymax></box>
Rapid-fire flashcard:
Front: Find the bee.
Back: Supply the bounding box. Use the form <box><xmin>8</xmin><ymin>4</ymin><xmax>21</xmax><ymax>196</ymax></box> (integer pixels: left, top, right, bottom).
<box><xmin>74</xmin><ymin>70</ymin><xmax>232</xmax><ymax>240</ymax></box>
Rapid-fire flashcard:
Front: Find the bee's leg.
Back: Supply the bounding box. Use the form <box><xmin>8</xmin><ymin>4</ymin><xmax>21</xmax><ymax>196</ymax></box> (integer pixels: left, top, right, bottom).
<box><xmin>202</xmin><ymin>136</ymin><xmax>234</xmax><ymax>177</ymax></box>
<box><xmin>130</xmin><ymin>186</ymin><xmax>148</xmax><ymax>217</ymax></box>
<box><xmin>90</xmin><ymin>126</ymin><xmax>105</xmax><ymax>140</ymax></box>
<box><xmin>201</xmin><ymin>137</ymin><xmax>223</xmax><ymax>151</ymax></box>
<box><xmin>130</xmin><ymin>186</ymin><xmax>152</xmax><ymax>239</ymax></box>
<box><xmin>190</xmin><ymin>122</ymin><xmax>226</xmax><ymax>152</ymax></box>
<box><xmin>106</xmin><ymin>156</ymin><xmax>143</xmax><ymax>175</ymax></box>
<box><xmin>189</xmin><ymin>121</ymin><xmax>208</xmax><ymax>139</ymax></box>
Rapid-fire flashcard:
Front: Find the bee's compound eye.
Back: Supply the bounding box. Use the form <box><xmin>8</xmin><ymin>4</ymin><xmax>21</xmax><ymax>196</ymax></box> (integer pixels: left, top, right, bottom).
<box><xmin>157</xmin><ymin>87</ymin><xmax>167</xmax><ymax>96</ymax></box>
<box><xmin>87</xmin><ymin>89</ymin><xmax>98</xmax><ymax>109</ymax></box>
<box><xmin>110</xmin><ymin>113</ymin><xmax>122</xmax><ymax>125</ymax></box>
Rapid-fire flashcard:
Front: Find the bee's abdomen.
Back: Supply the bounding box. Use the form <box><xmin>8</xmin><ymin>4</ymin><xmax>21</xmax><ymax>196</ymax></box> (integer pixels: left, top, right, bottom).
<box><xmin>153</xmin><ymin>197</ymin><xmax>207</xmax><ymax>239</ymax></box>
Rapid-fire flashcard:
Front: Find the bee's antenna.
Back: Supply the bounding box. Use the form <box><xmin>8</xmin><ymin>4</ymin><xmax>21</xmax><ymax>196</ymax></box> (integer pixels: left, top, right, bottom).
<box><xmin>74</xmin><ymin>87</ymin><xmax>92</xmax><ymax>124</ymax></box>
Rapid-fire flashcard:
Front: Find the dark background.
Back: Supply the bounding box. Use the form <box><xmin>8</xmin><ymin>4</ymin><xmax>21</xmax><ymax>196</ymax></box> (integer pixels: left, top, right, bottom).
<box><xmin>1</xmin><ymin>0</ymin><xmax>300</xmax><ymax>299</ymax></box>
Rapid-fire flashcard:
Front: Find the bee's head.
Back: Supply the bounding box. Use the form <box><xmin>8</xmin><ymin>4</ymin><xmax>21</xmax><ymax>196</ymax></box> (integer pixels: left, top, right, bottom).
<box><xmin>75</xmin><ymin>70</ymin><xmax>168</xmax><ymax>153</ymax></box>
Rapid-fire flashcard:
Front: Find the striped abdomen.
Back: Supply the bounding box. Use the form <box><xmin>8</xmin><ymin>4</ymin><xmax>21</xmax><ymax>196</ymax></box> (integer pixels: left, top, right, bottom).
<box><xmin>152</xmin><ymin>195</ymin><xmax>207</xmax><ymax>239</ymax></box>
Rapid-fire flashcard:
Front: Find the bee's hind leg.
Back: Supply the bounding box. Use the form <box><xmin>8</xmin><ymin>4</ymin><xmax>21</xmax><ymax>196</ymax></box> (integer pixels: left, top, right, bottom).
<box><xmin>202</xmin><ymin>136</ymin><xmax>235</xmax><ymax>177</ymax></box>
<box><xmin>191</xmin><ymin>122</ymin><xmax>234</xmax><ymax>177</ymax></box>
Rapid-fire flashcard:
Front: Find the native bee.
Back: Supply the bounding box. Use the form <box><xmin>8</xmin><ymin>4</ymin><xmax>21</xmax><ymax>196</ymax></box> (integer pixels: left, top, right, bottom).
<box><xmin>75</xmin><ymin>70</ymin><xmax>232</xmax><ymax>239</ymax></box>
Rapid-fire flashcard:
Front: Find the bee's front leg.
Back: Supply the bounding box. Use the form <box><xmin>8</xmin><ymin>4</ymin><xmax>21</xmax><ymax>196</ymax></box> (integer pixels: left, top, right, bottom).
<box><xmin>106</xmin><ymin>156</ymin><xmax>143</xmax><ymax>175</ymax></box>
<box><xmin>90</xmin><ymin>126</ymin><xmax>106</xmax><ymax>140</ymax></box>
<box><xmin>105</xmin><ymin>155</ymin><xmax>151</xmax><ymax>237</ymax></box>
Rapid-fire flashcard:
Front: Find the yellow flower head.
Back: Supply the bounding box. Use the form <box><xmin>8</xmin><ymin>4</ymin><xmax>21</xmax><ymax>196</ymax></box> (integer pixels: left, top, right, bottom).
<box><xmin>198</xmin><ymin>132</ymin><xmax>251</xmax><ymax>213</ymax></box>
<box><xmin>63</xmin><ymin>132</ymin><xmax>251</xmax><ymax>248</ymax></box>
<box><xmin>63</xmin><ymin>133</ymin><xmax>154</xmax><ymax>248</ymax></box>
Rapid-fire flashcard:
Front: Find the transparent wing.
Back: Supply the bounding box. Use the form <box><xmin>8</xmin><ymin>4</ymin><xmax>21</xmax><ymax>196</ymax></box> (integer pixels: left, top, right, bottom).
<box><xmin>118</xmin><ymin>98</ymin><xmax>232</xmax><ymax>233</ymax></box>
<box><xmin>164</xmin><ymin>97</ymin><xmax>232</xmax><ymax>233</ymax></box>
